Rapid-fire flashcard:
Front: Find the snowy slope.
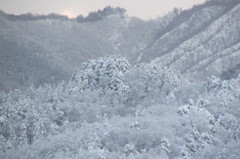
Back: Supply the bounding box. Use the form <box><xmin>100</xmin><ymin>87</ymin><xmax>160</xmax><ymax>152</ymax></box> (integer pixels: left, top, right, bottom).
<box><xmin>0</xmin><ymin>8</ymin><xmax>156</xmax><ymax>92</ymax></box>
<box><xmin>142</xmin><ymin>0</ymin><xmax>240</xmax><ymax>79</ymax></box>
<box><xmin>0</xmin><ymin>1</ymin><xmax>239</xmax><ymax>87</ymax></box>
<box><xmin>0</xmin><ymin>56</ymin><xmax>239</xmax><ymax>158</ymax></box>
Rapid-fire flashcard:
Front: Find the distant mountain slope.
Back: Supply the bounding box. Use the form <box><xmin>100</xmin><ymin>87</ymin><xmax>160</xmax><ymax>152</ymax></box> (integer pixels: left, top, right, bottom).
<box><xmin>0</xmin><ymin>0</ymin><xmax>240</xmax><ymax>92</ymax></box>
<box><xmin>0</xmin><ymin>7</ymin><xmax>157</xmax><ymax>92</ymax></box>
<box><xmin>0</xmin><ymin>34</ymin><xmax>66</xmax><ymax>91</ymax></box>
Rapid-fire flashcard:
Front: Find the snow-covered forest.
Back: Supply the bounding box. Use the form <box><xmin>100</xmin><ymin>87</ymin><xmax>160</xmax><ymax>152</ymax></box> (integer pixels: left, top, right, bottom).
<box><xmin>0</xmin><ymin>0</ymin><xmax>240</xmax><ymax>158</ymax></box>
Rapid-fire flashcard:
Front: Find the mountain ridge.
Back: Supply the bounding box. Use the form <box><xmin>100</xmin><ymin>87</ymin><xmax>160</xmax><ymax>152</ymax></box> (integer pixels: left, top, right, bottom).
<box><xmin>0</xmin><ymin>0</ymin><xmax>240</xmax><ymax>92</ymax></box>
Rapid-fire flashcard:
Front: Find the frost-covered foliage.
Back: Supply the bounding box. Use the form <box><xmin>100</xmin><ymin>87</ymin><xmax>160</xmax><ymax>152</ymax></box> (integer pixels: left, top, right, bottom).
<box><xmin>0</xmin><ymin>55</ymin><xmax>239</xmax><ymax>158</ymax></box>
<box><xmin>69</xmin><ymin>55</ymin><xmax>130</xmax><ymax>92</ymax></box>
<box><xmin>176</xmin><ymin>75</ymin><xmax>240</xmax><ymax>159</ymax></box>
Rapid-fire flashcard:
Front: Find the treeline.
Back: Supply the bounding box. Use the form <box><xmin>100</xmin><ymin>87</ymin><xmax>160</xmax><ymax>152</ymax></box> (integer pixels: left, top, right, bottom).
<box><xmin>0</xmin><ymin>6</ymin><xmax>126</xmax><ymax>22</ymax></box>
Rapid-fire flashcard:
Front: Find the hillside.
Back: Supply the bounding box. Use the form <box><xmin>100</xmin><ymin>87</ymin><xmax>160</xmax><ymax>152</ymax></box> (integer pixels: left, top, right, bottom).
<box><xmin>0</xmin><ymin>0</ymin><xmax>240</xmax><ymax>158</ymax></box>
<box><xmin>0</xmin><ymin>55</ymin><xmax>239</xmax><ymax>158</ymax></box>
<box><xmin>1</xmin><ymin>1</ymin><xmax>240</xmax><ymax>92</ymax></box>
<box><xmin>139</xmin><ymin>0</ymin><xmax>240</xmax><ymax>79</ymax></box>
<box><xmin>0</xmin><ymin>7</ymin><xmax>157</xmax><ymax>92</ymax></box>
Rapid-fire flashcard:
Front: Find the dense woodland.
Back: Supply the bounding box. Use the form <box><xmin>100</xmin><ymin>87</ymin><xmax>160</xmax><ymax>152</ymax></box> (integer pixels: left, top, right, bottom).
<box><xmin>0</xmin><ymin>0</ymin><xmax>240</xmax><ymax>158</ymax></box>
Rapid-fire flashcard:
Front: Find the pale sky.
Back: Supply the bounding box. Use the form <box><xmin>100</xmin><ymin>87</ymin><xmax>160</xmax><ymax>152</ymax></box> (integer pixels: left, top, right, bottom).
<box><xmin>0</xmin><ymin>0</ymin><xmax>206</xmax><ymax>20</ymax></box>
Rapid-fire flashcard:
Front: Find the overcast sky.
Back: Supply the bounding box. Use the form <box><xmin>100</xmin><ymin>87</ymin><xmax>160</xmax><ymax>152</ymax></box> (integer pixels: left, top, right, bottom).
<box><xmin>0</xmin><ymin>0</ymin><xmax>206</xmax><ymax>20</ymax></box>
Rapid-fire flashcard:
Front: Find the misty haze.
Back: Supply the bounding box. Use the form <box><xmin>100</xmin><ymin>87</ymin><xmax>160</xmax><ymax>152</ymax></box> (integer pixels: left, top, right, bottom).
<box><xmin>0</xmin><ymin>0</ymin><xmax>240</xmax><ymax>158</ymax></box>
